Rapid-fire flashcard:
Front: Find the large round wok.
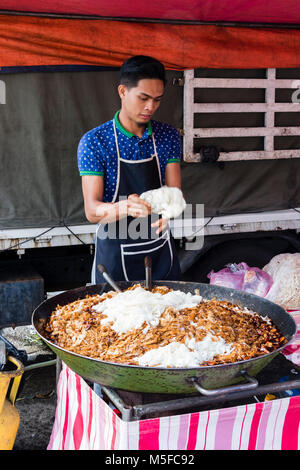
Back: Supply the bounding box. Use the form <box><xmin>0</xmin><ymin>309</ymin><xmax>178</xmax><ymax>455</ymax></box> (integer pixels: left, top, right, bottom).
<box><xmin>32</xmin><ymin>281</ymin><xmax>297</xmax><ymax>395</ymax></box>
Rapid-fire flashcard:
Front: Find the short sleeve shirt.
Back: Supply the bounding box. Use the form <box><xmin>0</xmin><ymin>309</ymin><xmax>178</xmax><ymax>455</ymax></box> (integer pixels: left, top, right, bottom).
<box><xmin>77</xmin><ymin>111</ymin><xmax>181</xmax><ymax>202</ymax></box>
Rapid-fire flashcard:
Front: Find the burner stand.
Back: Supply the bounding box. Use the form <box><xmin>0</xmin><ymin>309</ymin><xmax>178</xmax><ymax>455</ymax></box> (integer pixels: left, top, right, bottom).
<box><xmin>101</xmin><ymin>354</ymin><xmax>300</xmax><ymax>422</ymax></box>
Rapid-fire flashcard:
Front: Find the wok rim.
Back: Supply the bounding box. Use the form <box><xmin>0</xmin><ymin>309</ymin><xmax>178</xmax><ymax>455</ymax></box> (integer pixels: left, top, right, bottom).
<box><xmin>32</xmin><ymin>280</ymin><xmax>297</xmax><ymax>373</ymax></box>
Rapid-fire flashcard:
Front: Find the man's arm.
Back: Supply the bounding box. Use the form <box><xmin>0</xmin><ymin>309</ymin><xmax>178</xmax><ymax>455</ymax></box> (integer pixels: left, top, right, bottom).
<box><xmin>81</xmin><ymin>175</ymin><xmax>110</xmax><ymax>224</ymax></box>
<box><xmin>164</xmin><ymin>162</ymin><xmax>181</xmax><ymax>189</ymax></box>
<box><xmin>81</xmin><ymin>175</ymin><xmax>151</xmax><ymax>224</ymax></box>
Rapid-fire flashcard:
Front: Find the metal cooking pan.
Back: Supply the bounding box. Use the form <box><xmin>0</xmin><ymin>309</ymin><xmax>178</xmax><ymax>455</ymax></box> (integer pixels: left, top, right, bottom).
<box><xmin>32</xmin><ymin>281</ymin><xmax>297</xmax><ymax>395</ymax></box>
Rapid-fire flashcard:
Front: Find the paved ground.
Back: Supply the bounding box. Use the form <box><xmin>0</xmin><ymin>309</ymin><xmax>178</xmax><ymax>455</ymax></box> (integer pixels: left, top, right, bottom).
<box><xmin>13</xmin><ymin>363</ymin><xmax>57</xmax><ymax>451</ymax></box>
<box><xmin>1</xmin><ymin>325</ymin><xmax>58</xmax><ymax>451</ymax></box>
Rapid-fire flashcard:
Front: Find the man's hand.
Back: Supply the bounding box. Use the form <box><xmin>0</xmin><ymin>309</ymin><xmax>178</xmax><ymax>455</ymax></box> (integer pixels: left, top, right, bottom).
<box><xmin>94</xmin><ymin>193</ymin><xmax>151</xmax><ymax>223</ymax></box>
<box><xmin>126</xmin><ymin>194</ymin><xmax>152</xmax><ymax>218</ymax></box>
<box><xmin>151</xmin><ymin>217</ymin><xmax>169</xmax><ymax>235</ymax></box>
<box><xmin>127</xmin><ymin>193</ymin><xmax>170</xmax><ymax>234</ymax></box>
<box><xmin>127</xmin><ymin>194</ymin><xmax>169</xmax><ymax>234</ymax></box>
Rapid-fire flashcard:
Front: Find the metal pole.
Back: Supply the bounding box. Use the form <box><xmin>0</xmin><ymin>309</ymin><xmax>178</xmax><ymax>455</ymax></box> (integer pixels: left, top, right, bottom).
<box><xmin>24</xmin><ymin>359</ymin><xmax>57</xmax><ymax>371</ymax></box>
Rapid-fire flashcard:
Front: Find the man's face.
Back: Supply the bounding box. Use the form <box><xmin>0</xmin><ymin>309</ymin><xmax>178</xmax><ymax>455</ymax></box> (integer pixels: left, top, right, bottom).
<box><xmin>118</xmin><ymin>78</ymin><xmax>164</xmax><ymax>126</ymax></box>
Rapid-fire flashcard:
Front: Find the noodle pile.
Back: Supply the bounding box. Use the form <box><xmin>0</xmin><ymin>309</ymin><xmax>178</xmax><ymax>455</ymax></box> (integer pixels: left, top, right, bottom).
<box><xmin>43</xmin><ymin>285</ymin><xmax>287</xmax><ymax>368</ymax></box>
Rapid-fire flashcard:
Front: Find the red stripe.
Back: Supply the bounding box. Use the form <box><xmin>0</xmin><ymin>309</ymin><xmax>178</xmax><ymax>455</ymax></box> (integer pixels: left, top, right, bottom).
<box><xmin>72</xmin><ymin>374</ymin><xmax>84</xmax><ymax>449</ymax></box>
<box><xmin>186</xmin><ymin>413</ymin><xmax>200</xmax><ymax>450</ymax></box>
<box><xmin>283</xmin><ymin>344</ymin><xmax>300</xmax><ymax>355</ymax></box>
<box><xmin>281</xmin><ymin>397</ymin><xmax>300</xmax><ymax>450</ymax></box>
<box><xmin>139</xmin><ymin>418</ymin><xmax>160</xmax><ymax>450</ymax></box>
<box><xmin>248</xmin><ymin>403</ymin><xmax>263</xmax><ymax>450</ymax></box>
<box><xmin>61</xmin><ymin>367</ymin><xmax>70</xmax><ymax>450</ymax></box>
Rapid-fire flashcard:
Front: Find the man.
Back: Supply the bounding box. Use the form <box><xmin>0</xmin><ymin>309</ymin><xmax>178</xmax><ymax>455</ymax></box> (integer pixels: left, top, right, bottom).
<box><xmin>78</xmin><ymin>55</ymin><xmax>182</xmax><ymax>284</ymax></box>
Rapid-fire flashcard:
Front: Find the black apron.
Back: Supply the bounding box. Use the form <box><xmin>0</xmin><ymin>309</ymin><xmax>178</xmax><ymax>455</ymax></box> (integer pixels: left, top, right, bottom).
<box><xmin>93</xmin><ymin>121</ymin><xmax>181</xmax><ymax>284</ymax></box>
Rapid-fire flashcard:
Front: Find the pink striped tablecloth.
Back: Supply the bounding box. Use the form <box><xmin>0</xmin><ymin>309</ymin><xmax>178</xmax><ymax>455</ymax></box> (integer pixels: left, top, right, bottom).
<box><xmin>48</xmin><ymin>311</ymin><xmax>300</xmax><ymax>451</ymax></box>
<box><xmin>282</xmin><ymin>310</ymin><xmax>300</xmax><ymax>365</ymax></box>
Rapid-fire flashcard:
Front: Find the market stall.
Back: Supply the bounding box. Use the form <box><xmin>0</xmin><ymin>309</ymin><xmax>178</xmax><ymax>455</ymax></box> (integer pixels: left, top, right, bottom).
<box><xmin>33</xmin><ymin>280</ymin><xmax>300</xmax><ymax>451</ymax></box>
<box><xmin>0</xmin><ymin>1</ymin><xmax>300</xmax><ymax>450</ymax></box>
<box><xmin>47</xmin><ymin>351</ymin><xmax>300</xmax><ymax>451</ymax></box>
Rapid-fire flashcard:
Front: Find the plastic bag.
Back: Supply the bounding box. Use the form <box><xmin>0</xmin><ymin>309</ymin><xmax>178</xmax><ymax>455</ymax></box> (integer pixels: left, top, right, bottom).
<box><xmin>208</xmin><ymin>262</ymin><xmax>273</xmax><ymax>297</ymax></box>
<box><xmin>263</xmin><ymin>253</ymin><xmax>300</xmax><ymax>309</ymax></box>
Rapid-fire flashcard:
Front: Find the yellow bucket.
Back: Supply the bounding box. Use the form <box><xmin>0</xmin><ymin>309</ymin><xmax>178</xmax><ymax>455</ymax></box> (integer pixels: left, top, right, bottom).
<box><xmin>0</xmin><ymin>356</ymin><xmax>24</xmax><ymax>450</ymax></box>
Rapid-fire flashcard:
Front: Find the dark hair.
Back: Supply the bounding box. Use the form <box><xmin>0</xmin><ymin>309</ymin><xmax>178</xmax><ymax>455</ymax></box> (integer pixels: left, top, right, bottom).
<box><xmin>119</xmin><ymin>55</ymin><xmax>166</xmax><ymax>88</ymax></box>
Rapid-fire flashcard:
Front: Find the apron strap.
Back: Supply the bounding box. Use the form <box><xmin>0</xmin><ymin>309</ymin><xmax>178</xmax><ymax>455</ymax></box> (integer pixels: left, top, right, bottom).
<box><xmin>113</xmin><ymin>119</ymin><xmax>121</xmax><ymax>160</ymax></box>
<box><xmin>113</xmin><ymin>118</ymin><xmax>158</xmax><ymax>159</ymax></box>
<box><xmin>152</xmin><ymin>132</ymin><xmax>158</xmax><ymax>158</ymax></box>
<box><xmin>113</xmin><ymin>118</ymin><xmax>162</xmax><ymax>189</ymax></box>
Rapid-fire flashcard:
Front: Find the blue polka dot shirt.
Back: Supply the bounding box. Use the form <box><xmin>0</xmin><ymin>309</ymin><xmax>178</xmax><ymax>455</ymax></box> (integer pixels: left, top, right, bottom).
<box><xmin>77</xmin><ymin>111</ymin><xmax>181</xmax><ymax>203</ymax></box>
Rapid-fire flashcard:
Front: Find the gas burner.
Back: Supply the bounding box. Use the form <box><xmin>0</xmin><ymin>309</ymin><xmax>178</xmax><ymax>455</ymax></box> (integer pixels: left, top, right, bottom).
<box><xmin>101</xmin><ymin>354</ymin><xmax>300</xmax><ymax>421</ymax></box>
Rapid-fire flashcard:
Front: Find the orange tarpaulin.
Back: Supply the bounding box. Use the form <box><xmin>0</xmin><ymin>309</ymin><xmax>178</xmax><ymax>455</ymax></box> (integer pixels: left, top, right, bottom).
<box><xmin>2</xmin><ymin>0</ymin><xmax>300</xmax><ymax>24</ymax></box>
<box><xmin>1</xmin><ymin>14</ymin><xmax>300</xmax><ymax>69</ymax></box>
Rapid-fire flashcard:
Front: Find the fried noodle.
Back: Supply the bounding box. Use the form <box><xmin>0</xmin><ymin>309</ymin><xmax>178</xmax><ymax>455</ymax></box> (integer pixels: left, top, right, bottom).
<box><xmin>43</xmin><ymin>284</ymin><xmax>287</xmax><ymax>367</ymax></box>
